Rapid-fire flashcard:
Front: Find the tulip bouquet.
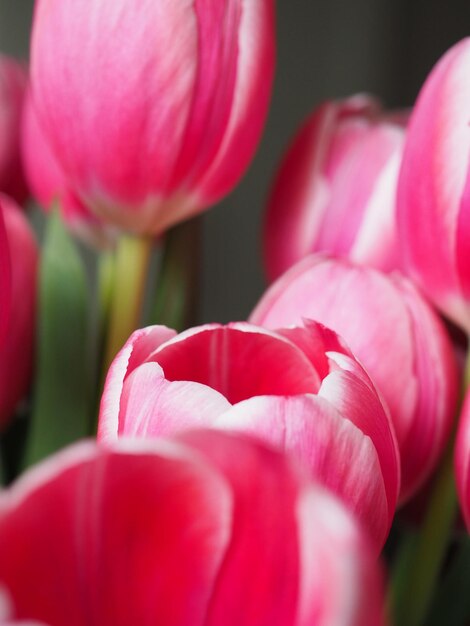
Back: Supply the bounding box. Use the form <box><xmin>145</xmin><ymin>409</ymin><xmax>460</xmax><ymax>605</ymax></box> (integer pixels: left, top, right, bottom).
<box><xmin>2</xmin><ymin>1</ymin><xmax>470</xmax><ymax>625</ymax></box>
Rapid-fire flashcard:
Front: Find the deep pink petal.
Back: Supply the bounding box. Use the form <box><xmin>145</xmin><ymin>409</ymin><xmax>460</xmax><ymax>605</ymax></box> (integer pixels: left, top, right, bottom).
<box><xmin>0</xmin><ymin>440</ymin><xmax>233</xmax><ymax>626</ymax></box>
<box><xmin>0</xmin><ymin>196</ymin><xmax>38</xmax><ymax>428</ymax></box>
<box><xmin>0</xmin><ymin>201</ymin><xmax>11</xmax><ymax>348</ymax></box>
<box><xmin>176</xmin><ymin>430</ymin><xmax>303</xmax><ymax>625</ymax></box>
<box><xmin>151</xmin><ymin>323</ymin><xmax>322</xmax><ymax>403</ymax></box>
<box><xmin>455</xmin><ymin>390</ymin><xmax>470</xmax><ymax>531</ymax></box>
<box><xmin>214</xmin><ymin>395</ymin><xmax>390</xmax><ymax>551</ymax></box>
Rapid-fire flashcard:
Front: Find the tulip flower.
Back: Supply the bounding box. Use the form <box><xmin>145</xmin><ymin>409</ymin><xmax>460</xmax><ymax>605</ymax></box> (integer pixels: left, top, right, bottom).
<box><xmin>250</xmin><ymin>255</ymin><xmax>458</xmax><ymax>502</ymax></box>
<box><xmin>30</xmin><ymin>0</ymin><xmax>275</xmax><ymax>235</ymax></box>
<box><xmin>98</xmin><ymin>321</ymin><xmax>399</xmax><ymax>551</ymax></box>
<box><xmin>0</xmin><ymin>56</ymin><xmax>28</xmax><ymax>204</ymax></box>
<box><xmin>397</xmin><ymin>38</ymin><xmax>470</xmax><ymax>333</ymax></box>
<box><xmin>264</xmin><ymin>94</ymin><xmax>406</xmax><ymax>282</ymax></box>
<box><xmin>455</xmin><ymin>390</ymin><xmax>470</xmax><ymax>531</ymax></box>
<box><xmin>21</xmin><ymin>94</ymin><xmax>112</xmax><ymax>248</ymax></box>
<box><xmin>0</xmin><ymin>195</ymin><xmax>38</xmax><ymax>429</ymax></box>
<box><xmin>0</xmin><ymin>431</ymin><xmax>386</xmax><ymax>626</ymax></box>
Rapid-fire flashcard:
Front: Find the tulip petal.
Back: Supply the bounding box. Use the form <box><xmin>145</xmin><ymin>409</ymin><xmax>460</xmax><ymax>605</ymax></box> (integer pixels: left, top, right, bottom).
<box><xmin>0</xmin><ymin>201</ymin><xmax>11</xmax><ymax>348</ymax></box>
<box><xmin>296</xmin><ymin>487</ymin><xmax>385</xmax><ymax>626</ymax></box>
<box><xmin>214</xmin><ymin>394</ymin><xmax>389</xmax><ymax>551</ymax></box>
<box><xmin>98</xmin><ymin>325</ymin><xmax>177</xmax><ymax>442</ymax></box>
<box><xmin>176</xmin><ymin>430</ymin><xmax>301</xmax><ymax>625</ymax></box>
<box><xmin>151</xmin><ymin>323</ymin><xmax>322</xmax><ymax>403</ymax></box>
<box><xmin>117</xmin><ymin>361</ymin><xmax>231</xmax><ymax>437</ymax></box>
<box><xmin>0</xmin><ymin>440</ymin><xmax>233</xmax><ymax>626</ymax></box>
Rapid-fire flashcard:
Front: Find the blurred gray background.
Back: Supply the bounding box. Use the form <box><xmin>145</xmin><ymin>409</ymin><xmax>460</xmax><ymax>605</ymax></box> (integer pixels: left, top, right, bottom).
<box><xmin>2</xmin><ymin>0</ymin><xmax>470</xmax><ymax>323</ymax></box>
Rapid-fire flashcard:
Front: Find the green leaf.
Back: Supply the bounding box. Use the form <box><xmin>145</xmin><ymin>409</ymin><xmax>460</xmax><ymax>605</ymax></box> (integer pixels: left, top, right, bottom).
<box><xmin>23</xmin><ymin>211</ymin><xmax>92</xmax><ymax>467</ymax></box>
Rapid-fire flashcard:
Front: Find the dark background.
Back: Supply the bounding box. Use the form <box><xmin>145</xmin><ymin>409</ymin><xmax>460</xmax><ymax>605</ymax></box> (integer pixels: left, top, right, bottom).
<box><xmin>2</xmin><ymin>1</ymin><xmax>470</xmax><ymax>322</ymax></box>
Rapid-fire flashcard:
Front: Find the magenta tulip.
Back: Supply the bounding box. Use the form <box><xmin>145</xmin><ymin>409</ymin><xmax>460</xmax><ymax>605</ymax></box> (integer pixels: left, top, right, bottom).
<box><xmin>30</xmin><ymin>0</ymin><xmax>275</xmax><ymax>235</ymax></box>
<box><xmin>21</xmin><ymin>94</ymin><xmax>112</xmax><ymax>248</ymax></box>
<box><xmin>98</xmin><ymin>321</ymin><xmax>399</xmax><ymax>551</ymax></box>
<box><xmin>0</xmin><ymin>196</ymin><xmax>38</xmax><ymax>429</ymax></box>
<box><xmin>0</xmin><ymin>431</ymin><xmax>386</xmax><ymax>626</ymax></box>
<box><xmin>397</xmin><ymin>38</ymin><xmax>470</xmax><ymax>332</ymax></box>
<box><xmin>251</xmin><ymin>255</ymin><xmax>458</xmax><ymax>502</ymax></box>
<box><xmin>455</xmin><ymin>390</ymin><xmax>470</xmax><ymax>531</ymax></box>
<box><xmin>264</xmin><ymin>94</ymin><xmax>406</xmax><ymax>282</ymax></box>
<box><xmin>0</xmin><ymin>56</ymin><xmax>28</xmax><ymax>204</ymax></box>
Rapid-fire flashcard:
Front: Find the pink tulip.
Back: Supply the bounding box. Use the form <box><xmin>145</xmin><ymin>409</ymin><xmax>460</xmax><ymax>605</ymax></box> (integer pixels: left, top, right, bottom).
<box><xmin>30</xmin><ymin>0</ymin><xmax>275</xmax><ymax>235</ymax></box>
<box><xmin>21</xmin><ymin>94</ymin><xmax>113</xmax><ymax>248</ymax></box>
<box><xmin>0</xmin><ymin>196</ymin><xmax>38</xmax><ymax>429</ymax></box>
<box><xmin>455</xmin><ymin>390</ymin><xmax>470</xmax><ymax>532</ymax></box>
<box><xmin>98</xmin><ymin>321</ymin><xmax>399</xmax><ymax>551</ymax></box>
<box><xmin>397</xmin><ymin>38</ymin><xmax>470</xmax><ymax>333</ymax></box>
<box><xmin>251</xmin><ymin>255</ymin><xmax>458</xmax><ymax>502</ymax></box>
<box><xmin>0</xmin><ymin>56</ymin><xmax>28</xmax><ymax>204</ymax></box>
<box><xmin>264</xmin><ymin>94</ymin><xmax>406</xmax><ymax>282</ymax></box>
<box><xmin>0</xmin><ymin>432</ymin><xmax>386</xmax><ymax>626</ymax></box>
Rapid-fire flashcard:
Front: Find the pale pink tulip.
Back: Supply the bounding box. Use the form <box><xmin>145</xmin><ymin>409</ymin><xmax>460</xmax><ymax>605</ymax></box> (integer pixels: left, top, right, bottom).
<box><xmin>21</xmin><ymin>94</ymin><xmax>113</xmax><ymax>248</ymax></box>
<box><xmin>30</xmin><ymin>0</ymin><xmax>275</xmax><ymax>235</ymax></box>
<box><xmin>0</xmin><ymin>56</ymin><xmax>28</xmax><ymax>204</ymax></box>
<box><xmin>0</xmin><ymin>432</ymin><xmax>386</xmax><ymax>626</ymax></box>
<box><xmin>251</xmin><ymin>255</ymin><xmax>458</xmax><ymax>502</ymax></box>
<box><xmin>98</xmin><ymin>321</ymin><xmax>399</xmax><ymax>551</ymax></box>
<box><xmin>264</xmin><ymin>94</ymin><xmax>406</xmax><ymax>282</ymax></box>
<box><xmin>0</xmin><ymin>196</ymin><xmax>38</xmax><ymax>429</ymax></box>
<box><xmin>397</xmin><ymin>38</ymin><xmax>470</xmax><ymax>333</ymax></box>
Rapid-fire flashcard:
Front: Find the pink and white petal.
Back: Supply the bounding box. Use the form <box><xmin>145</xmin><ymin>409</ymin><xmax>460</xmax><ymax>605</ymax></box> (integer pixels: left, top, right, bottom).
<box><xmin>295</xmin><ymin>486</ymin><xmax>386</xmax><ymax>626</ymax></box>
<box><xmin>394</xmin><ymin>276</ymin><xmax>458</xmax><ymax>501</ymax></box>
<box><xmin>214</xmin><ymin>395</ymin><xmax>390</xmax><ymax>551</ymax></box>
<box><xmin>152</xmin><ymin>323</ymin><xmax>322</xmax><ymax>402</ymax></box>
<box><xmin>319</xmin><ymin>368</ymin><xmax>400</xmax><ymax>518</ymax></box>
<box><xmin>0</xmin><ymin>439</ymin><xmax>233</xmax><ymax>626</ymax></box>
<box><xmin>115</xmin><ymin>361</ymin><xmax>231</xmax><ymax>438</ymax></box>
<box><xmin>397</xmin><ymin>38</ymin><xmax>470</xmax><ymax>330</ymax></box>
<box><xmin>98</xmin><ymin>325</ymin><xmax>176</xmax><ymax>442</ymax></box>
<box><xmin>250</xmin><ymin>256</ymin><xmax>418</xmax><ymax>451</ymax></box>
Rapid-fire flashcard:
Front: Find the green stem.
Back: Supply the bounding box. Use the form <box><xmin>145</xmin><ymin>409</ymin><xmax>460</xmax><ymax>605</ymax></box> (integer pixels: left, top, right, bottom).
<box><xmin>102</xmin><ymin>234</ymin><xmax>152</xmax><ymax>373</ymax></box>
<box><xmin>151</xmin><ymin>217</ymin><xmax>201</xmax><ymax>331</ymax></box>
<box><xmin>391</xmin><ymin>348</ymin><xmax>470</xmax><ymax>626</ymax></box>
<box><xmin>393</xmin><ymin>445</ymin><xmax>458</xmax><ymax>626</ymax></box>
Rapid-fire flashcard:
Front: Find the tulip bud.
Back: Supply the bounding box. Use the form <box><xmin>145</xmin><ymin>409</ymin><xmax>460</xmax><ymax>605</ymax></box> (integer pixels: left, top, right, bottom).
<box><xmin>30</xmin><ymin>0</ymin><xmax>275</xmax><ymax>235</ymax></box>
<box><xmin>98</xmin><ymin>321</ymin><xmax>399</xmax><ymax>551</ymax></box>
<box><xmin>0</xmin><ymin>433</ymin><xmax>386</xmax><ymax>625</ymax></box>
<box><xmin>0</xmin><ymin>195</ymin><xmax>38</xmax><ymax>429</ymax></box>
<box><xmin>264</xmin><ymin>94</ymin><xmax>406</xmax><ymax>282</ymax></box>
<box><xmin>21</xmin><ymin>93</ymin><xmax>113</xmax><ymax>248</ymax></box>
<box><xmin>251</xmin><ymin>255</ymin><xmax>458</xmax><ymax>502</ymax></box>
<box><xmin>397</xmin><ymin>38</ymin><xmax>470</xmax><ymax>332</ymax></box>
<box><xmin>0</xmin><ymin>56</ymin><xmax>28</xmax><ymax>204</ymax></box>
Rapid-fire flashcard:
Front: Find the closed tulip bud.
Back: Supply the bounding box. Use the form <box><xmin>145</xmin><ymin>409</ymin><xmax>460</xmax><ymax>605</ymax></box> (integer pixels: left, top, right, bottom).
<box><xmin>251</xmin><ymin>255</ymin><xmax>458</xmax><ymax>502</ymax></box>
<box><xmin>30</xmin><ymin>0</ymin><xmax>275</xmax><ymax>235</ymax></box>
<box><xmin>0</xmin><ymin>432</ymin><xmax>386</xmax><ymax>626</ymax></box>
<box><xmin>98</xmin><ymin>321</ymin><xmax>399</xmax><ymax>551</ymax></box>
<box><xmin>0</xmin><ymin>196</ymin><xmax>38</xmax><ymax>429</ymax></box>
<box><xmin>21</xmin><ymin>93</ymin><xmax>113</xmax><ymax>248</ymax></box>
<box><xmin>0</xmin><ymin>56</ymin><xmax>28</xmax><ymax>204</ymax></box>
<box><xmin>264</xmin><ymin>94</ymin><xmax>406</xmax><ymax>282</ymax></box>
<box><xmin>397</xmin><ymin>38</ymin><xmax>470</xmax><ymax>332</ymax></box>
